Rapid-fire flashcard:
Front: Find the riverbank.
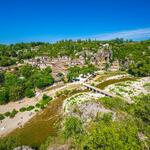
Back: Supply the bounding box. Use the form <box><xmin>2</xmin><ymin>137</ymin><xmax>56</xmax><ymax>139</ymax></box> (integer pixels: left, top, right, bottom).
<box><xmin>8</xmin><ymin>88</ymin><xmax>84</xmax><ymax>147</ymax></box>
<box><xmin>0</xmin><ymin>82</ymin><xmax>80</xmax><ymax>137</ymax></box>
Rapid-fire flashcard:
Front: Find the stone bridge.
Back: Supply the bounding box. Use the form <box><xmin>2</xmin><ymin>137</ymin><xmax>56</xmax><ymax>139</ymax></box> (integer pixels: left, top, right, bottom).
<box><xmin>83</xmin><ymin>83</ymin><xmax>114</xmax><ymax>98</ymax></box>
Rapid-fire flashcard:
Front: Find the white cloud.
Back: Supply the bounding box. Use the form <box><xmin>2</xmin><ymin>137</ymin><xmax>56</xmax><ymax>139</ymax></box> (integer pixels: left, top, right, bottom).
<box><xmin>1</xmin><ymin>28</ymin><xmax>150</xmax><ymax>44</ymax></box>
<box><xmin>73</xmin><ymin>28</ymin><xmax>150</xmax><ymax>41</ymax></box>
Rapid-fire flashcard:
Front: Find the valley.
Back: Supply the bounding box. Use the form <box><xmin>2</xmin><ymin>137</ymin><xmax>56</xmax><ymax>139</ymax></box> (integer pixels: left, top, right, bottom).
<box><xmin>0</xmin><ymin>40</ymin><xmax>150</xmax><ymax>150</ymax></box>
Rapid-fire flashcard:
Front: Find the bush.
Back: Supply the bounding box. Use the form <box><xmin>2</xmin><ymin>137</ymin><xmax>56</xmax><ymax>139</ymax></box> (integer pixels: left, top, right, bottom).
<box><xmin>43</xmin><ymin>94</ymin><xmax>52</xmax><ymax>101</ymax></box>
<box><xmin>4</xmin><ymin>112</ymin><xmax>11</xmax><ymax>117</ymax></box>
<box><xmin>35</xmin><ymin>103</ymin><xmax>40</xmax><ymax>108</ymax></box>
<box><xmin>64</xmin><ymin>116</ymin><xmax>83</xmax><ymax>139</ymax></box>
<box><xmin>10</xmin><ymin>109</ymin><xmax>18</xmax><ymax>118</ymax></box>
<box><xmin>41</xmin><ymin>94</ymin><xmax>52</xmax><ymax>106</ymax></box>
<box><xmin>36</xmin><ymin>103</ymin><xmax>46</xmax><ymax>109</ymax></box>
<box><xmin>19</xmin><ymin>107</ymin><xmax>27</xmax><ymax>112</ymax></box>
<box><xmin>131</xmin><ymin>94</ymin><xmax>150</xmax><ymax>124</ymax></box>
<box><xmin>0</xmin><ymin>137</ymin><xmax>20</xmax><ymax>150</ymax></box>
<box><xmin>39</xmin><ymin>104</ymin><xmax>45</xmax><ymax>109</ymax></box>
<box><xmin>34</xmin><ymin>109</ymin><xmax>39</xmax><ymax>112</ymax></box>
<box><xmin>101</xmin><ymin>112</ymin><xmax>113</xmax><ymax>123</ymax></box>
<box><xmin>26</xmin><ymin>106</ymin><xmax>35</xmax><ymax>111</ymax></box>
<box><xmin>0</xmin><ymin>114</ymin><xmax>5</xmax><ymax>120</ymax></box>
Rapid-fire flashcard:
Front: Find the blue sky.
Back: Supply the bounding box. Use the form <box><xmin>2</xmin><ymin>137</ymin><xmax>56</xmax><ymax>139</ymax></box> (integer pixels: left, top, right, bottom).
<box><xmin>0</xmin><ymin>0</ymin><xmax>150</xmax><ymax>43</ymax></box>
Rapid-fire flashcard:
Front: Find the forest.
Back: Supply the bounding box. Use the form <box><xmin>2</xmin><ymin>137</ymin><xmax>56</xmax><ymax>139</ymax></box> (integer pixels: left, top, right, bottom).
<box><xmin>0</xmin><ymin>65</ymin><xmax>54</xmax><ymax>104</ymax></box>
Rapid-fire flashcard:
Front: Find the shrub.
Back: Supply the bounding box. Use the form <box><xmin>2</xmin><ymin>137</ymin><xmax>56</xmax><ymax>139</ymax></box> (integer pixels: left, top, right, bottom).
<box><xmin>10</xmin><ymin>109</ymin><xmax>18</xmax><ymax>118</ymax></box>
<box><xmin>43</xmin><ymin>94</ymin><xmax>52</xmax><ymax>101</ymax></box>
<box><xmin>41</xmin><ymin>94</ymin><xmax>52</xmax><ymax>105</ymax></box>
<box><xmin>0</xmin><ymin>114</ymin><xmax>5</xmax><ymax>120</ymax></box>
<box><xmin>39</xmin><ymin>104</ymin><xmax>45</xmax><ymax>109</ymax></box>
<box><xmin>19</xmin><ymin>107</ymin><xmax>27</xmax><ymax>112</ymax></box>
<box><xmin>131</xmin><ymin>94</ymin><xmax>150</xmax><ymax>124</ymax></box>
<box><xmin>101</xmin><ymin>112</ymin><xmax>113</xmax><ymax>123</ymax></box>
<box><xmin>40</xmin><ymin>136</ymin><xmax>52</xmax><ymax>150</ymax></box>
<box><xmin>35</xmin><ymin>103</ymin><xmax>40</xmax><ymax>108</ymax></box>
<box><xmin>63</xmin><ymin>116</ymin><xmax>83</xmax><ymax>139</ymax></box>
<box><xmin>4</xmin><ymin>112</ymin><xmax>11</xmax><ymax>117</ymax></box>
<box><xmin>34</xmin><ymin>109</ymin><xmax>39</xmax><ymax>112</ymax></box>
<box><xmin>0</xmin><ymin>137</ymin><xmax>20</xmax><ymax>150</ymax></box>
<box><xmin>26</xmin><ymin>106</ymin><xmax>35</xmax><ymax>111</ymax></box>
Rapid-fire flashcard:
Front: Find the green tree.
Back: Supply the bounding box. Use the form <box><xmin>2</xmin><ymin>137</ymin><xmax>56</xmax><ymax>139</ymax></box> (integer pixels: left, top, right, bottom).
<box><xmin>0</xmin><ymin>72</ymin><xmax>5</xmax><ymax>85</ymax></box>
<box><xmin>25</xmin><ymin>88</ymin><xmax>35</xmax><ymax>98</ymax></box>
<box><xmin>0</xmin><ymin>87</ymin><xmax>9</xmax><ymax>104</ymax></box>
<box><xmin>34</xmin><ymin>74</ymin><xmax>54</xmax><ymax>89</ymax></box>
<box><xmin>9</xmin><ymin>86</ymin><xmax>24</xmax><ymax>101</ymax></box>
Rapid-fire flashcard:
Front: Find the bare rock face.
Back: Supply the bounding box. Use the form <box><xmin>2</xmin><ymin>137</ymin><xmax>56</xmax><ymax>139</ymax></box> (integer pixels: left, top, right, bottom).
<box><xmin>109</xmin><ymin>60</ymin><xmax>120</xmax><ymax>71</ymax></box>
<box><xmin>91</xmin><ymin>44</ymin><xmax>113</xmax><ymax>69</ymax></box>
<box><xmin>120</xmin><ymin>58</ymin><xmax>133</xmax><ymax>70</ymax></box>
<box><xmin>97</xmin><ymin>49</ymin><xmax>113</xmax><ymax>63</ymax></box>
<box><xmin>13</xmin><ymin>146</ymin><xmax>34</xmax><ymax>150</ymax></box>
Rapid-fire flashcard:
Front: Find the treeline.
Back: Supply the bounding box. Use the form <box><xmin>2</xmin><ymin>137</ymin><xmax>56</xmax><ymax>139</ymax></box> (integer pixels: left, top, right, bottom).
<box><xmin>0</xmin><ymin>65</ymin><xmax>54</xmax><ymax>104</ymax></box>
<box><xmin>0</xmin><ymin>39</ymin><xmax>150</xmax><ymax>77</ymax></box>
<box><xmin>128</xmin><ymin>58</ymin><xmax>150</xmax><ymax>76</ymax></box>
<box><xmin>0</xmin><ymin>39</ymin><xmax>131</xmax><ymax>62</ymax></box>
<box><xmin>0</xmin><ymin>42</ymin><xmax>44</xmax><ymax>66</ymax></box>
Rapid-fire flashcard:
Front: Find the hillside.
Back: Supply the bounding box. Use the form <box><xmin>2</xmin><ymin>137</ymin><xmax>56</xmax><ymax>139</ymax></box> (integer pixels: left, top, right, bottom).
<box><xmin>0</xmin><ymin>39</ymin><xmax>150</xmax><ymax>150</ymax></box>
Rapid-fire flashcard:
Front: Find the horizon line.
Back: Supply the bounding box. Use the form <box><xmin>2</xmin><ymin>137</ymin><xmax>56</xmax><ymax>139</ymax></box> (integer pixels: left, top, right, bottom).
<box><xmin>0</xmin><ymin>27</ymin><xmax>150</xmax><ymax>44</ymax></box>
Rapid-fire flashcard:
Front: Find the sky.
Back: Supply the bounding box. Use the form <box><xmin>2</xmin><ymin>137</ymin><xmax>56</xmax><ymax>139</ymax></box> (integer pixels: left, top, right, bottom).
<box><xmin>0</xmin><ymin>0</ymin><xmax>150</xmax><ymax>44</ymax></box>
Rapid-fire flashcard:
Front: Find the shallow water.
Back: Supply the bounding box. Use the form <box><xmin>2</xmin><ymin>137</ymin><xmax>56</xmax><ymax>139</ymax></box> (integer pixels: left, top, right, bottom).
<box><xmin>97</xmin><ymin>77</ymin><xmax>136</xmax><ymax>90</ymax></box>
<box><xmin>8</xmin><ymin>89</ymin><xmax>84</xmax><ymax>148</ymax></box>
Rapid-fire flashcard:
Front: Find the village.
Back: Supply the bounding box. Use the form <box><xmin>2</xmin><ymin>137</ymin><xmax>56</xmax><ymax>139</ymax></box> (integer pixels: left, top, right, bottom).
<box><xmin>0</xmin><ymin>43</ymin><xmax>120</xmax><ymax>83</ymax></box>
<box><xmin>22</xmin><ymin>43</ymin><xmax>119</xmax><ymax>82</ymax></box>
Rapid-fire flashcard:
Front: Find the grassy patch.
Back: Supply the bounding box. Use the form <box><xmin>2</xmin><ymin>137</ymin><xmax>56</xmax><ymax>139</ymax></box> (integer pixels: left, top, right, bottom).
<box><xmin>98</xmin><ymin>97</ymin><xmax>129</xmax><ymax>111</ymax></box>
